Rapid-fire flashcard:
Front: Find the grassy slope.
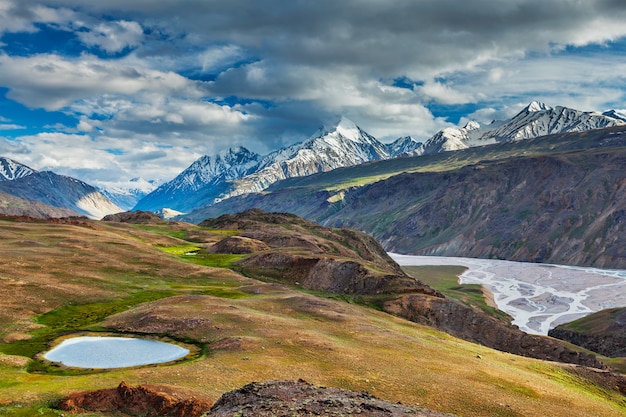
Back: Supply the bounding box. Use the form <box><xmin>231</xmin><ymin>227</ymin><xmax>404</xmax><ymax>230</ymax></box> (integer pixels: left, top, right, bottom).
<box><xmin>0</xmin><ymin>219</ymin><xmax>624</xmax><ymax>417</ymax></box>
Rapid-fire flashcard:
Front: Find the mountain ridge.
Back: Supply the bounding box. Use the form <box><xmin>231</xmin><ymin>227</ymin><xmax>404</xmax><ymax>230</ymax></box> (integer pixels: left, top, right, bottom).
<box><xmin>135</xmin><ymin>102</ymin><xmax>625</xmax><ymax>214</ymax></box>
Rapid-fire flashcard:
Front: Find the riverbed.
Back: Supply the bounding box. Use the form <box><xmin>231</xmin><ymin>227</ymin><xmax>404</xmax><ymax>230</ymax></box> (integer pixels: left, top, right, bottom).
<box><xmin>390</xmin><ymin>254</ymin><xmax>626</xmax><ymax>335</ymax></box>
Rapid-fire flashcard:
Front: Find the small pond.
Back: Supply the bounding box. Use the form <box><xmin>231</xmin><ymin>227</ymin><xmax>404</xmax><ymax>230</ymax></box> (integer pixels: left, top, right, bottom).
<box><xmin>43</xmin><ymin>336</ymin><xmax>189</xmax><ymax>369</ymax></box>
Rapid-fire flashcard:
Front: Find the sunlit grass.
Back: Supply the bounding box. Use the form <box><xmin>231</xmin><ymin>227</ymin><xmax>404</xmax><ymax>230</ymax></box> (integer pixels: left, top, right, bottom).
<box><xmin>403</xmin><ymin>265</ymin><xmax>512</xmax><ymax>322</ymax></box>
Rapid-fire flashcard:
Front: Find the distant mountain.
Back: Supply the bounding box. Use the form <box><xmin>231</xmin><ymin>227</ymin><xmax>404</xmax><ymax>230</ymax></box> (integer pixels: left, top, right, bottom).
<box><xmin>386</xmin><ymin>136</ymin><xmax>423</xmax><ymax>157</ymax></box>
<box><xmin>0</xmin><ymin>171</ymin><xmax>122</xmax><ymax>219</ymax></box>
<box><xmin>134</xmin><ymin>146</ymin><xmax>262</xmax><ymax>213</ymax></box>
<box><xmin>0</xmin><ymin>156</ymin><xmax>35</xmax><ymax>181</ymax></box>
<box><xmin>134</xmin><ymin>117</ymin><xmax>390</xmax><ymax>213</ymax></box>
<box><xmin>417</xmin><ymin>101</ymin><xmax>626</xmax><ymax>154</ymax></box>
<box><xmin>98</xmin><ymin>178</ymin><xmax>158</xmax><ymax>211</ymax></box>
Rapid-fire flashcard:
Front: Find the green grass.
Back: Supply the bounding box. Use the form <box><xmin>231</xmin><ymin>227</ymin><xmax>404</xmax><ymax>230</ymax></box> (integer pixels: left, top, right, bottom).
<box><xmin>556</xmin><ymin>307</ymin><xmax>625</xmax><ymax>334</ymax></box>
<box><xmin>403</xmin><ymin>265</ymin><xmax>512</xmax><ymax>322</ymax></box>
<box><xmin>158</xmin><ymin>245</ymin><xmax>247</xmax><ymax>268</ymax></box>
<box><xmin>159</xmin><ymin>245</ymin><xmax>203</xmax><ymax>255</ymax></box>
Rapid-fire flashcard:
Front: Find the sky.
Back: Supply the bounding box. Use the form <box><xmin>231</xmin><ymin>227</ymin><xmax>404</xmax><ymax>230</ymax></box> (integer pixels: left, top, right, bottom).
<box><xmin>1</xmin><ymin>0</ymin><xmax>626</xmax><ymax>190</ymax></box>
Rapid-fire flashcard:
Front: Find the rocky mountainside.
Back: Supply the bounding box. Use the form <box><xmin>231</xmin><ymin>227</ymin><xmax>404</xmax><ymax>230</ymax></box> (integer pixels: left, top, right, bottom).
<box><xmin>416</xmin><ymin>101</ymin><xmax>626</xmax><ymax>154</ymax></box>
<box><xmin>0</xmin><ymin>156</ymin><xmax>35</xmax><ymax>181</ymax></box>
<box><xmin>185</xmin><ymin>126</ymin><xmax>626</xmax><ymax>269</ymax></box>
<box><xmin>0</xmin><ymin>171</ymin><xmax>121</xmax><ymax>219</ymax></box>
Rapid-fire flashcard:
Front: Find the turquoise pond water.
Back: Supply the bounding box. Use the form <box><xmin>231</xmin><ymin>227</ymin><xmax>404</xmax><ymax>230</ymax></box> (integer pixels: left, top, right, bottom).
<box><xmin>43</xmin><ymin>336</ymin><xmax>189</xmax><ymax>369</ymax></box>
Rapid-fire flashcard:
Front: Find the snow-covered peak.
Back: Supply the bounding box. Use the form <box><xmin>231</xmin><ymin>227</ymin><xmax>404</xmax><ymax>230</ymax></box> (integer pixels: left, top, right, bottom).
<box><xmin>463</xmin><ymin>120</ymin><xmax>481</xmax><ymax>131</ymax></box>
<box><xmin>524</xmin><ymin>101</ymin><xmax>551</xmax><ymax>113</ymax></box>
<box><xmin>334</xmin><ymin>116</ymin><xmax>362</xmax><ymax>142</ymax></box>
<box><xmin>387</xmin><ymin>136</ymin><xmax>423</xmax><ymax>157</ymax></box>
<box><xmin>0</xmin><ymin>156</ymin><xmax>36</xmax><ymax>181</ymax></box>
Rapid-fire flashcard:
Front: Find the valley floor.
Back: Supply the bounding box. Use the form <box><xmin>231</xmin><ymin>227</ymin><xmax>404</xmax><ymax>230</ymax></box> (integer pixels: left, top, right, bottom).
<box><xmin>391</xmin><ymin>254</ymin><xmax>626</xmax><ymax>335</ymax></box>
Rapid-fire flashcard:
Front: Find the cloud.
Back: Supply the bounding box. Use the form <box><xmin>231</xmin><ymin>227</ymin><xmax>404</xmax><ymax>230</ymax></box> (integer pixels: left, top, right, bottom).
<box><xmin>76</xmin><ymin>20</ymin><xmax>144</xmax><ymax>53</ymax></box>
<box><xmin>0</xmin><ymin>123</ymin><xmax>25</xmax><ymax>130</ymax></box>
<box><xmin>1</xmin><ymin>0</ymin><xmax>626</xmax><ymax>186</ymax></box>
<box><xmin>0</xmin><ymin>53</ymin><xmax>199</xmax><ymax>110</ymax></box>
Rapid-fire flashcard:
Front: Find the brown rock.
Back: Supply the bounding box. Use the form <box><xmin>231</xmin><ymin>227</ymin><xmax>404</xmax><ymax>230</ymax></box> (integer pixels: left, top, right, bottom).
<box><xmin>58</xmin><ymin>381</ymin><xmax>211</xmax><ymax>417</ymax></box>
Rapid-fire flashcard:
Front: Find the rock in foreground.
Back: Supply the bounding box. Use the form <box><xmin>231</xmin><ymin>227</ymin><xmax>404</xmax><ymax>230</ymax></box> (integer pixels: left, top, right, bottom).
<box><xmin>59</xmin><ymin>380</ymin><xmax>454</xmax><ymax>417</ymax></box>
<box><xmin>210</xmin><ymin>379</ymin><xmax>455</xmax><ymax>417</ymax></box>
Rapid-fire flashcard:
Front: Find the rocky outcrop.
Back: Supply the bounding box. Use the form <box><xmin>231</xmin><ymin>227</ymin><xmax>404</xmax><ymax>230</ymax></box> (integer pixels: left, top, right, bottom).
<box><xmin>202</xmin><ymin>208</ymin><xmax>404</xmax><ymax>275</ymax></box>
<box><xmin>383</xmin><ymin>294</ymin><xmax>605</xmax><ymax>368</ymax></box>
<box><xmin>237</xmin><ymin>252</ymin><xmax>439</xmax><ymax>296</ymax></box>
<box><xmin>58</xmin><ymin>381</ymin><xmax>212</xmax><ymax>417</ymax></box>
<box><xmin>59</xmin><ymin>380</ymin><xmax>454</xmax><ymax>417</ymax></box>
<box><xmin>209</xmin><ymin>379</ymin><xmax>453</xmax><ymax>417</ymax></box>
<box><xmin>209</xmin><ymin>235</ymin><xmax>271</xmax><ymax>254</ymax></box>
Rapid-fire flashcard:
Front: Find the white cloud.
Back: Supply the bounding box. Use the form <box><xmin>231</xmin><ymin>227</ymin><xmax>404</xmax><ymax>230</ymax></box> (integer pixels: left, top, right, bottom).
<box><xmin>0</xmin><ymin>53</ymin><xmax>199</xmax><ymax>110</ymax></box>
<box><xmin>77</xmin><ymin>20</ymin><xmax>143</xmax><ymax>53</ymax></box>
<box><xmin>0</xmin><ymin>123</ymin><xmax>25</xmax><ymax>130</ymax></box>
<box><xmin>415</xmin><ymin>80</ymin><xmax>474</xmax><ymax>105</ymax></box>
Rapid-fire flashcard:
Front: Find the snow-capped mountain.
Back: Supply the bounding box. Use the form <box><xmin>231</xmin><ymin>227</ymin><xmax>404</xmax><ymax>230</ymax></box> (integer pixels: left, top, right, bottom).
<box><xmin>219</xmin><ymin>117</ymin><xmax>390</xmax><ymax>200</ymax></box>
<box><xmin>417</xmin><ymin>101</ymin><xmax>626</xmax><ymax>155</ymax></box>
<box><xmin>135</xmin><ymin>103</ymin><xmax>626</xmax><ymax>215</ymax></box>
<box><xmin>98</xmin><ymin>177</ymin><xmax>158</xmax><ymax>211</ymax></box>
<box><xmin>0</xmin><ymin>156</ymin><xmax>35</xmax><ymax>181</ymax></box>
<box><xmin>134</xmin><ymin>117</ymin><xmax>391</xmax><ymax>213</ymax></box>
<box><xmin>134</xmin><ymin>146</ymin><xmax>262</xmax><ymax>213</ymax></box>
<box><xmin>0</xmin><ymin>171</ymin><xmax>122</xmax><ymax>219</ymax></box>
<box><xmin>386</xmin><ymin>136</ymin><xmax>423</xmax><ymax>157</ymax></box>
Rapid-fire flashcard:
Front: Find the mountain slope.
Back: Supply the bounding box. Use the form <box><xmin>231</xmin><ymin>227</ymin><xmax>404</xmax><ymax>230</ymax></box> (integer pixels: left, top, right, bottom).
<box><xmin>0</xmin><ymin>156</ymin><xmax>35</xmax><ymax>181</ymax></box>
<box><xmin>134</xmin><ymin>146</ymin><xmax>262</xmax><ymax>213</ymax></box>
<box><xmin>0</xmin><ymin>171</ymin><xmax>122</xmax><ymax>219</ymax></box>
<box><xmin>0</xmin><ymin>190</ymin><xmax>80</xmax><ymax>218</ymax></box>
<box><xmin>1</xmin><ymin>215</ymin><xmax>624</xmax><ymax>417</ymax></box>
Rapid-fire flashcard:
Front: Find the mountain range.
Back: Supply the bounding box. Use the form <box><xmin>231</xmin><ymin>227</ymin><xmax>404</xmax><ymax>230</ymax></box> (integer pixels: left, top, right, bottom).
<box><xmin>1</xmin><ymin>102</ymin><xmax>625</xmax><ymax>222</ymax></box>
<box><xmin>133</xmin><ymin>102</ymin><xmax>625</xmax><ymax>215</ymax></box>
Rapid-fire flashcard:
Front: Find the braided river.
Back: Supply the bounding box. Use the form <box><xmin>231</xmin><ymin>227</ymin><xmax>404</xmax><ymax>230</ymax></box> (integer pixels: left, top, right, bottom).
<box><xmin>390</xmin><ymin>254</ymin><xmax>626</xmax><ymax>335</ymax></box>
